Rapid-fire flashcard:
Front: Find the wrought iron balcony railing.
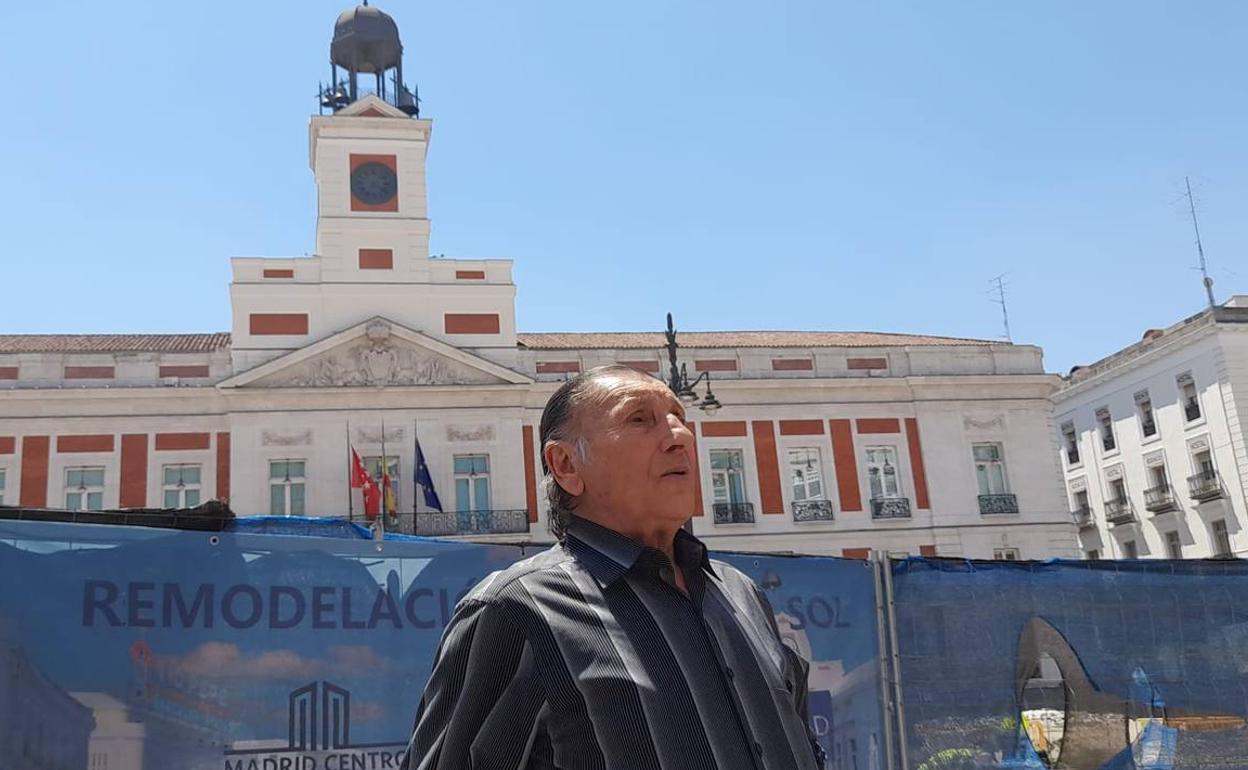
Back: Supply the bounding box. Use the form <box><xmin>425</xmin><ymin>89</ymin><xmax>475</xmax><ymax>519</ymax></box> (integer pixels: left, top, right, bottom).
<box><xmin>1071</xmin><ymin>505</ymin><xmax>1094</xmax><ymax>530</ymax></box>
<box><xmin>405</xmin><ymin>509</ymin><xmax>530</xmax><ymax>537</ymax></box>
<box><xmin>1188</xmin><ymin>470</ymin><xmax>1224</xmax><ymax>502</ymax></box>
<box><xmin>871</xmin><ymin>497</ymin><xmax>911</xmax><ymax>520</ymax></box>
<box><xmin>978</xmin><ymin>493</ymin><xmax>1019</xmax><ymax>515</ymax></box>
<box><xmin>1104</xmin><ymin>498</ymin><xmax>1136</xmax><ymax>526</ymax></box>
<box><xmin>792</xmin><ymin>499</ymin><xmax>834</xmax><ymax>522</ymax></box>
<box><xmin>713</xmin><ymin>502</ymin><xmax>755</xmax><ymax>524</ymax></box>
<box><xmin>1143</xmin><ymin>483</ymin><xmax>1178</xmax><ymax>513</ymax></box>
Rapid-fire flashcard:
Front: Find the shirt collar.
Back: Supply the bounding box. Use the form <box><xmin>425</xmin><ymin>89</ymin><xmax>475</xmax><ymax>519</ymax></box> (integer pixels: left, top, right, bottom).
<box><xmin>564</xmin><ymin>516</ymin><xmax>719</xmax><ymax>589</ymax></box>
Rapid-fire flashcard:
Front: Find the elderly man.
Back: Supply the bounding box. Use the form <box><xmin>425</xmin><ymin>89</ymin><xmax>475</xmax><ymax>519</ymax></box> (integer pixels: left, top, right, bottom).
<box><xmin>404</xmin><ymin>365</ymin><xmax>824</xmax><ymax>769</ymax></box>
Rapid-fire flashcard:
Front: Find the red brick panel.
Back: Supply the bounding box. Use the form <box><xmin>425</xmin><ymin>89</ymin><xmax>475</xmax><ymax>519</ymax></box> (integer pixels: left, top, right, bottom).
<box><xmin>359</xmin><ymin>249</ymin><xmax>394</xmax><ymax>269</ymax></box>
<box><xmin>119</xmin><ymin>434</ymin><xmax>148</xmax><ymax>508</ymax></box>
<box><xmin>779</xmin><ymin>419</ymin><xmax>824</xmax><ymax>436</ymax></box>
<box><xmin>905</xmin><ymin>418</ymin><xmax>931</xmax><ymax>510</ymax></box>
<box><xmin>250</xmin><ymin>314</ymin><xmax>309</xmax><ymax>336</ymax></box>
<box><xmin>57</xmin><ymin>435</ymin><xmax>115</xmax><ymax>453</ymax></box>
<box><xmin>751</xmin><ymin>421</ymin><xmax>784</xmax><ymax>515</ymax></box>
<box><xmin>65</xmin><ymin>366</ymin><xmax>115</xmax><ymax>380</ymax></box>
<box><xmin>536</xmin><ymin>361</ymin><xmax>581</xmax><ymax>375</ymax></box>
<box><xmin>619</xmin><ymin>360</ymin><xmax>660</xmax><ymax>373</ymax></box>
<box><xmin>772</xmin><ymin>358</ymin><xmax>814</xmax><ymax>371</ymax></box>
<box><xmin>158</xmin><ymin>365</ymin><xmax>210</xmax><ymax>378</ymax></box>
<box><xmin>522</xmin><ymin>425</ymin><xmax>539</xmax><ymax>523</ymax></box>
<box><xmin>830</xmin><ymin>419</ymin><xmax>862</xmax><ymax>512</ymax></box>
<box><xmin>349</xmin><ymin>154</ymin><xmax>399</xmax><ymax>212</ymax></box>
<box><xmin>444</xmin><ymin>314</ymin><xmax>501</xmax><ymax>334</ymax></box>
<box><xmin>856</xmin><ymin>418</ymin><xmax>901</xmax><ymax>435</ymax></box>
<box><xmin>842</xmin><ymin>548</ymin><xmax>871</xmax><ymax>560</ymax></box>
<box><xmin>848</xmin><ymin>357</ymin><xmax>888</xmax><ymax>370</ymax></box>
<box><xmin>701</xmin><ymin>421</ymin><xmax>748</xmax><ymax>438</ymax></box>
<box><xmin>919</xmin><ymin>544</ymin><xmax>937</xmax><ymax>557</ymax></box>
<box><xmin>0</xmin><ymin>437</ymin><xmax>14</xmax><ymax>454</ymax></box>
<box><xmin>359</xmin><ymin>107</ymin><xmax>387</xmax><ymax>117</ymax></box>
<box><xmin>688</xmin><ymin>422</ymin><xmax>703</xmax><ymax>517</ymax></box>
<box><xmin>262</xmin><ymin>269</ymin><xmax>294</xmax><ymax>279</ymax></box>
<box><xmin>0</xmin><ymin>366</ymin><xmax>18</xmax><ymax>380</ymax></box>
<box><xmin>694</xmin><ymin>359</ymin><xmax>737</xmax><ymax>372</ymax></box>
<box><xmin>455</xmin><ymin>270</ymin><xmax>486</xmax><ymax>280</ymax></box>
<box><xmin>19</xmin><ymin>436</ymin><xmax>50</xmax><ymax>507</ymax></box>
<box><xmin>155</xmin><ymin>433</ymin><xmax>212</xmax><ymax>451</ymax></box>
<box><xmin>216</xmin><ymin>432</ymin><xmax>231</xmax><ymax>502</ymax></box>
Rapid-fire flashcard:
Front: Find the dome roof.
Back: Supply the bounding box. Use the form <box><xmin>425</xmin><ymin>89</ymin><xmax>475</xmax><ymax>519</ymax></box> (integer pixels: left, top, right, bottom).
<box><xmin>331</xmin><ymin>4</ymin><xmax>402</xmax><ymax>73</ymax></box>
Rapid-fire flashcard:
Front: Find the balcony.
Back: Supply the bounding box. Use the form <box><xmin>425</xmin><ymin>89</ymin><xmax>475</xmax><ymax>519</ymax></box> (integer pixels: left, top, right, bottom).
<box><xmin>713</xmin><ymin>502</ymin><xmax>755</xmax><ymax>524</ymax></box>
<box><xmin>1185</xmin><ymin>399</ymin><xmax>1202</xmax><ymax>422</ymax></box>
<box><xmin>407</xmin><ymin>509</ymin><xmax>530</xmax><ymax>537</ymax></box>
<box><xmin>1071</xmin><ymin>505</ymin><xmax>1095</xmax><ymax>530</ymax></box>
<box><xmin>978</xmin><ymin>493</ymin><xmax>1019</xmax><ymax>515</ymax></box>
<box><xmin>871</xmin><ymin>497</ymin><xmax>911</xmax><ymax>520</ymax></box>
<box><xmin>792</xmin><ymin>500</ymin><xmax>835</xmax><ymax>522</ymax></box>
<box><xmin>1143</xmin><ymin>483</ymin><xmax>1178</xmax><ymax>514</ymax></box>
<box><xmin>1104</xmin><ymin>498</ymin><xmax>1136</xmax><ymax>526</ymax></box>
<box><xmin>1188</xmin><ymin>470</ymin><xmax>1224</xmax><ymax>502</ymax></box>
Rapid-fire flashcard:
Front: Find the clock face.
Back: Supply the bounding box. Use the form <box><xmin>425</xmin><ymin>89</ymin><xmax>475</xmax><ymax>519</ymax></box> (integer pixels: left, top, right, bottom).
<box><xmin>350</xmin><ymin>162</ymin><xmax>398</xmax><ymax>206</ymax></box>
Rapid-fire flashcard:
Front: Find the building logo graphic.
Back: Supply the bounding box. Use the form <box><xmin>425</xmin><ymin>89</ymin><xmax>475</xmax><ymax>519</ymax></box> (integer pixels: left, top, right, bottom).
<box><xmin>223</xmin><ymin>681</ymin><xmax>407</xmax><ymax>770</ymax></box>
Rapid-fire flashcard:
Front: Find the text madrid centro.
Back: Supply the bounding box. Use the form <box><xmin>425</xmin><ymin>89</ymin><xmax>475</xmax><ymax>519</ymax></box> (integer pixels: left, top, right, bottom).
<box><xmin>82</xmin><ymin>579</ymin><xmax>852</xmax><ymax>632</ymax></box>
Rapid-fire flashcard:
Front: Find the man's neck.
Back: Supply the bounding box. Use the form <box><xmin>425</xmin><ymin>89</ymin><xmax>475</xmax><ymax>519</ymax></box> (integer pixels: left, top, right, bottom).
<box><xmin>576</xmin><ymin>509</ymin><xmax>681</xmax><ymax>565</ymax></box>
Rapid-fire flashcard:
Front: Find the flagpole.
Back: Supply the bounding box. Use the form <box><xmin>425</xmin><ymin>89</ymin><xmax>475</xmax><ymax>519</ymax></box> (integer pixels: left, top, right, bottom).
<box><xmin>346</xmin><ymin>421</ymin><xmax>354</xmax><ymax>523</ymax></box>
<box><xmin>412</xmin><ymin>419</ymin><xmax>419</xmax><ymax>535</ymax></box>
<box><xmin>377</xmin><ymin>418</ymin><xmax>387</xmax><ymax>541</ymax></box>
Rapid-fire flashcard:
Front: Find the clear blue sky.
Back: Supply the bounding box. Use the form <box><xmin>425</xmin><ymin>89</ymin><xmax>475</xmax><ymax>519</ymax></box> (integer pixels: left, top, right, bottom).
<box><xmin>2</xmin><ymin>1</ymin><xmax>1244</xmax><ymax>373</ymax></box>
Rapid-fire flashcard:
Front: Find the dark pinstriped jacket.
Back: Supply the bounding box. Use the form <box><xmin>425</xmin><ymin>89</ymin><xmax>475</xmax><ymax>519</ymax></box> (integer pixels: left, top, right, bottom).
<box><xmin>404</xmin><ymin>516</ymin><xmax>825</xmax><ymax>769</ymax></box>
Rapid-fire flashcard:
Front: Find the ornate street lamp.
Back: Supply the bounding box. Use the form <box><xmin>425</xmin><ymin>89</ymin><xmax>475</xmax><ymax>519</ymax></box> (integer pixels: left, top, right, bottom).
<box><xmin>664</xmin><ymin>312</ymin><xmax>722</xmax><ymax>414</ymax></box>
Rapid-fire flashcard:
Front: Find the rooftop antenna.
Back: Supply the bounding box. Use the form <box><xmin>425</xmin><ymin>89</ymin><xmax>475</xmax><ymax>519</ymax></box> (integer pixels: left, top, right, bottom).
<box><xmin>989</xmin><ymin>273</ymin><xmax>1012</xmax><ymax>341</ymax></box>
<box><xmin>1184</xmin><ymin>176</ymin><xmax>1217</xmax><ymax>310</ymax></box>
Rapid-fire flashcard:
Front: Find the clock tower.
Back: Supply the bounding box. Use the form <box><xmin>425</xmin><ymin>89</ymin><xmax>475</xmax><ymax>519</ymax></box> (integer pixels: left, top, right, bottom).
<box><xmin>228</xmin><ymin>4</ymin><xmax>519</xmax><ymax>374</ymax></box>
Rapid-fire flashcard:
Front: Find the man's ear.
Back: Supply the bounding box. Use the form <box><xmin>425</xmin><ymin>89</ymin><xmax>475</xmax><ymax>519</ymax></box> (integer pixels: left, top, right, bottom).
<box><xmin>543</xmin><ymin>441</ymin><xmax>585</xmax><ymax>497</ymax></box>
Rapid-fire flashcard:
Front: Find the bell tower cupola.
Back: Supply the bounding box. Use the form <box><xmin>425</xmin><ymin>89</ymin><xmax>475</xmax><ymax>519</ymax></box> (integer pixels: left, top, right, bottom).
<box><xmin>320</xmin><ymin>2</ymin><xmax>419</xmax><ymax>116</ymax></box>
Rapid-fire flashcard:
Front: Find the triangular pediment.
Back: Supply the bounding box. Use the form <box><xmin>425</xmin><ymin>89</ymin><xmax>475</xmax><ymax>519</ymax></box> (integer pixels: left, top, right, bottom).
<box><xmin>335</xmin><ymin>95</ymin><xmax>408</xmax><ymax>119</ymax></box>
<box><xmin>219</xmin><ymin>318</ymin><xmax>531</xmax><ymax>389</ymax></box>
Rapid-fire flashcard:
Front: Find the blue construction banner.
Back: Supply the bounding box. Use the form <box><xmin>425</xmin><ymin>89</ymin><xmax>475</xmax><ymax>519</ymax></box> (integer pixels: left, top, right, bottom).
<box><xmin>0</xmin><ymin>519</ymin><xmax>880</xmax><ymax>770</ymax></box>
<box><xmin>891</xmin><ymin>558</ymin><xmax>1248</xmax><ymax>770</ymax></box>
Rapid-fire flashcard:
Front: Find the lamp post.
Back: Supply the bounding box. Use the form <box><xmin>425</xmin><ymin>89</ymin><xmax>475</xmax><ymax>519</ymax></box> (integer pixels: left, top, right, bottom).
<box><xmin>664</xmin><ymin>313</ymin><xmax>722</xmax><ymax>414</ymax></box>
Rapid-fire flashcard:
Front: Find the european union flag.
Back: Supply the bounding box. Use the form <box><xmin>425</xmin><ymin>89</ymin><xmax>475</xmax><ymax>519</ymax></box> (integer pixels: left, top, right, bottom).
<box><xmin>414</xmin><ymin>433</ymin><xmax>443</xmax><ymax>512</ymax></box>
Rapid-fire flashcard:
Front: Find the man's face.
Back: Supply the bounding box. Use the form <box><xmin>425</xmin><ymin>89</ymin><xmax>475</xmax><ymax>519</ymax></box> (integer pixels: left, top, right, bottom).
<box><xmin>567</xmin><ymin>374</ymin><xmax>697</xmax><ymax>528</ymax></box>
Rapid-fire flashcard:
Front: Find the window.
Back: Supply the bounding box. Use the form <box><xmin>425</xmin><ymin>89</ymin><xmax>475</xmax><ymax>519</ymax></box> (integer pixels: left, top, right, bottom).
<box><xmin>1164</xmin><ymin>530</ymin><xmax>1182</xmax><ymax>559</ymax></box>
<box><xmin>269</xmin><ymin>460</ymin><xmax>306</xmax><ymax>516</ymax></box>
<box><xmin>1212</xmin><ymin>520</ymin><xmax>1232</xmax><ymax>558</ymax></box>
<box><xmin>1096</xmin><ymin>408</ymin><xmax>1116</xmax><ymax>452</ymax></box>
<box><xmin>864</xmin><ymin>446</ymin><xmax>901</xmax><ymax>500</ymax></box>
<box><xmin>1178</xmin><ymin>373</ymin><xmax>1201</xmax><ymax>422</ymax></box>
<box><xmin>1135</xmin><ymin>391</ymin><xmax>1158</xmax><ymax>438</ymax></box>
<box><xmin>709</xmin><ymin>449</ymin><xmax>748</xmax><ymax>505</ymax></box>
<box><xmin>162</xmin><ymin>464</ymin><xmax>202</xmax><ymax>509</ymax></box>
<box><xmin>787</xmin><ymin>448</ymin><xmax>825</xmax><ymax>501</ymax></box>
<box><xmin>365</xmin><ymin>455</ymin><xmax>401</xmax><ymax>511</ymax></box>
<box><xmin>1073</xmin><ymin>489</ymin><xmax>1090</xmax><ymax>512</ymax></box>
<box><xmin>65</xmin><ymin>467</ymin><xmax>105</xmax><ymax>511</ymax></box>
<box><xmin>993</xmin><ymin>547</ymin><xmax>1020</xmax><ymax>561</ymax></box>
<box><xmin>1148</xmin><ymin>464</ymin><xmax>1168</xmax><ymax>489</ymax></box>
<box><xmin>1121</xmin><ymin>540</ymin><xmax>1138</xmax><ymax>559</ymax></box>
<box><xmin>1060</xmin><ymin>421</ymin><xmax>1080</xmax><ymax>465</ymax></box>
<box><xmin>973</xmin><ymin>443</ymin><xmax>1009</xmax><ymax>495</ymax></box>
<box><xmin>453</xmin><ymin>454</ymin><xmax>491</xmax><ymax>512</ymax></box>
<box><xmin>1109</xmin><ymin>477</ymin><xmax>1127</xmax><ymax>504</ymax></box>
<box><xmin>1086</xmin><ymin>549</ymin><xmax>1100</xmax><ymax>561</ymax></box>
<box><xmin>1193</xmin><ymin>448</ymin><xmax>1215</xmax><ymax>476</ymax></box>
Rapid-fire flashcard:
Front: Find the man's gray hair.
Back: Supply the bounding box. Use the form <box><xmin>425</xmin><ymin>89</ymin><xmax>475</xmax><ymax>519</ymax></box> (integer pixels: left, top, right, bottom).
<box><xmin>539</xmin><ymin>364</ymin><xmax>651</xmax><ymax>540</ymax></box>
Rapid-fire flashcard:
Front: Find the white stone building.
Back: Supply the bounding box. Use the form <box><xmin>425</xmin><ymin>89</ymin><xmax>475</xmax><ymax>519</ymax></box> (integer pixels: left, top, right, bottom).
<box><xmin>1053</xmin><ymin>297</ymin><xmax>1248</xmax><ymax>559</ymax></box>
<box><xmin>0</xmin><ymin>4</ymin><xmax>1077</xmax><ymax>559</ymax></box>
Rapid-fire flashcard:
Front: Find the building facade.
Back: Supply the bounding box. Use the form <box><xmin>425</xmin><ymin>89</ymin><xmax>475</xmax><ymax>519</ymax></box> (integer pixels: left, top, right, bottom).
<box><xmin>1053</xmin><ymin>298</ymin><xmax>1248</xmax><ymax>559</ymax></box>
<box><xmin>0</xmin><ymin>4</ymin><xmax>1077</xmax><ymax>559</ymax></box>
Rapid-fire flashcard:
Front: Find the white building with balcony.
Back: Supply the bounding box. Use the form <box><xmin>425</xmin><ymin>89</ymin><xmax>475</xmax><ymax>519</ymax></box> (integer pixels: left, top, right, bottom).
<box><xmin>1053</xmin><ymin>297</ymin><xmax>1248</xmax><ymax>559</ymax></box>
<box><xmin>0</xmin><ymin>4</ymin><xmax>1078</xmax><ymax>560</ymax></box>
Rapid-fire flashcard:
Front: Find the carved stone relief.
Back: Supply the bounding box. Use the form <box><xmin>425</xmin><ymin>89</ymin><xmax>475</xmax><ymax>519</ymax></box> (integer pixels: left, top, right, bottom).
<box><xmin>447</xmin><ymin>425</ymin><xmax>495</xmax><ymax>442</ymax></box>
<box><xmin>1068</xmin><ymin>476</ymin><xmax>1088</xmax><ymax>493</ymax></box>
<box><xmin>355</xmin><ymin>426</ymin><xmax>406</xmax><ymax>445</ymax></box>
<box><xmin>256</xmin><ymin>321</ymin><xmax>502</xmax><ymax>388</ymax></box>
<box><xmin>963</xmin><ymin>415</ymin><xmax>1005</xmax><ymax>430</ymax></box>
<box><xmin>1104</xmin><ymin>465</ymin><xmax>1125</xmax><ymax>481</ymax></box>
<box><xmin>262</xmin><ymin>429</ymin><xmax>313</xmax><ymax>447</ymax></box>
<box><xmin>1143</xmin><ymin>450</ymin><xmax>1167</xmax><ymax>468</ymax></box>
